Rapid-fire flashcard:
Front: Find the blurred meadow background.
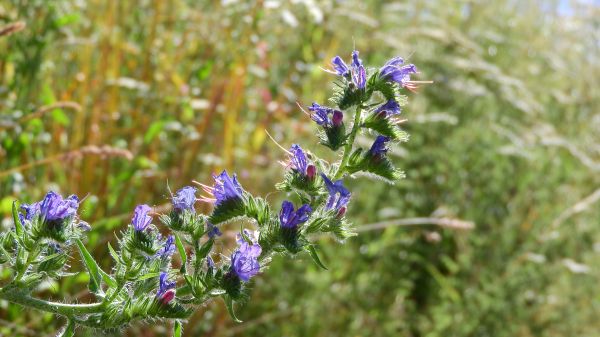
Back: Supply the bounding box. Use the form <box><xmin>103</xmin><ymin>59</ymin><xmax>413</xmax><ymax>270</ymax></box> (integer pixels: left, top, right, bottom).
<box><xmin>1</xmin><ymin>0</ymin><xmax>599</xmax><ymax>336</ymax></box>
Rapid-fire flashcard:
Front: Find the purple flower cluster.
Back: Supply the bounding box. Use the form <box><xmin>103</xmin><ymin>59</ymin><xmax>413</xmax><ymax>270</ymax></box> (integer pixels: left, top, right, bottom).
<box><xmin>308</xmin><ymin>103</ymin><xmax>343</xmax><ymax>127</ymax></box>
<box><xmin>329</xmin><ymin>50</ymin><xmax>366</xmax><ymax>89</ymax></box>
<box><xmin>39</xmin><ymin>191</ymin><xmax>79</xmax><ymax>222</ymax></box>
<box><xmin>157</xmin><ymin>272</ymin><xmax>176</xmax><ymax>304</ymax></box>
<box><xmin>156</xmin><ymin>235</ymin><xmax>175</xmax><ymax>259</ymax></box>
<box><xmin>199</xmin><ymin>170</ymin><xmax>244</xmax><ymax>207</ymax></box>
<box><xmin>368</xmin><ymin>135</ymin><xmax>391</xmax><ymax>158</ymax></box>
<box><xmin>321</xmin><ymin>174</ymin><xmax>351</xmax><ymax>216</ymax></box>
<box><xmin>206</xmin><ymin>221</ymin><xmax>222</xmax><ymax>238</ymax></box>
<box><xmin>379</xmin><ymin>56</ymin><xmax>418</xmax><ymax>89</ymax></box>
<box><xmin>350</xmin><ymin>51</ymin><xmax>366</xmax><ymax>89</ymax></box>
<box><xmin>279</xmin><ymin>201</ymin><xmax>312</xmax><ymax>229</ymax></box>
<box><xmin>288</xmin><ymin>144</ymin><xmax>316</xmax><ymax>179</ymax></box>
<box><xmin>19</xmin><ymin>202</ymin><xmax>40</xmax><ymax>226</ymax></box>
<box><xmin>172</xmin><ymin>186</ymin><xmax>197</xmax><ymax>212</ymax></box>
<box><xmin>331</xmin><ymin>56</ymin><xmax>349</xmax><ymax>76</ymax></box>
<box><xmin>131</xmin><ymin>204</ymin><xmax>152</xmax><ymax>231</ymax></box>
<box><xmin>231</xmin><ymin>231</ymin><xmax>262</xmax><ymax>282</ymax></box>
<box><xmin>374</xmin><ymin>99</ymin><xmax>401</xmax><ymax>117</ymax></box>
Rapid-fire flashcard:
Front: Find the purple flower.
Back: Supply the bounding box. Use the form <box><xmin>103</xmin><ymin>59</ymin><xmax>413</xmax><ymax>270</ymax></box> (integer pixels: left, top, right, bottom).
<box><xmin>380</xmin><ymin>57</ymin><xmax>417</xmax><ymax>88</ymax></box>
<box><xmin>331</xmin><ymin>56</ymin><xmax>350</xmax><ymax>76</ymax></box>
<box><xmin>21</xmin><ymin>202</ymin><xmax>40</xmax><ymax>221</ymax></box>
<box><xmin>172</xmin><ymin>186</ymin><xmax>197</xmax><ymax>212</ymax></box>
<box><xmin>332</xmin><ymin>110</ymin><xmax>344</xmax><ymax>127</ymax></box>
<box><xmin>279</xmin><ymin>201</ymin><xmax>312</xmax><ymax>229</ymax></box>
<box><xmin>200</xmin><ymin>171</ymin><xmax>244</xmax><ymax>207</ymax></box>
<box><xmin>368</xmin><ymin>135</ymin><xmax>391</xmax><ymax>157</ymax></box>
<box><xmin>156</xmin><ymin>272</ymin><xmax>176</xmax><ymax>304</ymax></box>
<box><xmin>206</xmin><ymin>222</ymin><xmax>222</xmax><ymax>238</ymax></box>
<box><xmin>236</xmin><ymin>229</ymin><xmax>258</xmax><ymax>245</ymax></box>
<box><xmin>374</xmin><ymin>100</ymin><xmax>401</xmax><ymax>117</ymax></box>
<box><xmin>308</xmin><ymin>103</ymin><xmax>343</xmax><ymax>128</ymax></box>
<box><xmin>290</xmin><ymin>144</ymin><xmax>308</xmax><ymax>175</ymax></box>
<box><xmin>19</xmin><ymin>202</ymin><xmax>40</xmax><ymax>226</ymax></box>
<box><xmin>131</xmin><ymin>204</ymin><xmax>152</xmax><ymax>231</ymax></box>
<box><xmin>351</xmin><ymin>50</ymin><xmax>366</xmax><ymax>89</ymax></box>
<box><xmin>320</xmin><ymin>174</ymin><xmax>351</xmax><ymax>212</ymax></box>
<box><xmin>308</xmin><ymin>102</ymin><xmax>334</xmax><ymax>126</ymax></box>
<box><xmin>207</xmin><ymin>256</ymin><xmax>215</xmax><ymax>269</ymax></box>
<box><xmin>156</xmin><ymin>235</ymin><xmax>175</xmax><ymax>258</ymax></box>
<box><xmin>231</xmin><ymin>237</ymin><xmax>262</xmax><ymax>282</ymax></box>
<box><xmin>39</xmin><ymin>191</ymin><xmax>79</xmax><ymax>221</ymax></box>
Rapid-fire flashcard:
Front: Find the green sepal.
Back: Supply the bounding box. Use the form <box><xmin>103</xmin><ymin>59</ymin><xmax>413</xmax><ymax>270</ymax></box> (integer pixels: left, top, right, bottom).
<box><xmin>368</xmin><ymin>71</ymin><xmax>402</xmax><ymax>101</ymax></box>
<box><xmin>276</xmin><ymin>169</ymin><xmax>321</xmax><ymax>196</ymax></box>
<box><xmin>362</xmin><ymin>112</ymin><xmax>409</xmax><ymax>142</ymax></box>
<box><xmin>209</xmin><ymin>197</ymin><xmax>246</xmax><ymax>225</ymax></box>
<box><xmin>331</xmin><ymin>79</ymin><xmax>372</xmax><ymax>110</ymax></box>
<box><xmin>318</xmin><ymin>124</ymin><xmax>347</xmax><ymax>151</ymax></box>
<box><xmin>347</xmin><ymin>149</ymin><xmax>405</xmax><ymax>184</ymax></box>
<box><xmin>244</xmin><ymin>196</ymin><xmax>271</xmax><ymax>226</ymax></box>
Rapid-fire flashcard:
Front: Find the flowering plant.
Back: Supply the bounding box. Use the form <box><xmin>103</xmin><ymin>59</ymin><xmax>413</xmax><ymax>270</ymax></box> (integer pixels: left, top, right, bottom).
<box><xmin>0</xmin><ymin>51</ymin><xmax>421</xmax><ymax>336</ymax></box>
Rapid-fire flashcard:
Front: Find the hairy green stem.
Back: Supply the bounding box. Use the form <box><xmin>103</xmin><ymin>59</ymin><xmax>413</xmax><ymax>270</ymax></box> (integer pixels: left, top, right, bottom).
<box><xmin>0</xmin><ymin>286</ymin><xmax>103</xmax><ymax>317</ymax></box>
<box><xmin>334</xmin><ymin>105</ymin><xmax>363</xmax><ymax>179</ymax></box>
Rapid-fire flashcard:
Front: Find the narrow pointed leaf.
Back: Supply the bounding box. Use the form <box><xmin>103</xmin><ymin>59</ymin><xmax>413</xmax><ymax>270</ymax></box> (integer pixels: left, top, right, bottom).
<box><xmin>307</xmin><ymin>244</ymin><xmax>328</xmax><ymax>270</ymax></box>
<box><xmin>12</xmin><ymin>201</ymin><xmax>23</xmax><ymax>237</ymax></box>
<box><xmin>173</xmin><ymin>320</ymin><xmax>183</xmax><ymax>337</ymax></box>
<box><xmin>174</xmin><ymin>234</ymin><xmax>187</xmax><ymax>274</ymax></box>
<box><xmin>75</xmin><ymin>238</ymin><xmax>103</xmax><ymax>294</ymax></box>
<box><xmin>224</xmin><ymin>296</ymin><xmax>243</xmax><ymax>323</ymax></box>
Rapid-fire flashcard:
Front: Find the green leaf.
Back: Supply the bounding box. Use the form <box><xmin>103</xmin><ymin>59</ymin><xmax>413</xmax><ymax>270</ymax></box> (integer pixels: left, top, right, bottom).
<box><xmin>57</xmin><ymin>319</ymin><xmax>75</xmax><ymax>337</ymax></box>
<box><xmin>75</xmin><ymin>238</ymin><xmax>103</xmax><ymax>294</ymax></box>
<box><xmin>197</xmin><ymin>239</ymin><xmax>214</xmax><ymax>260</ymax></box>
<box><xmin>12</xmin><ymin>201</ymin><xmax>23</xmax><ymax>238</ymax></box>
<box><xmin>144</xmin><ymin>121</ymin><xmax>165</xmax><ymax>144</ymax></box>
<box><xmin>306</xmin><ymin>245</ymin><xmax>328</xmax><ymax>270</ymax></box>
<box><xmin>174</xmin><ymin>234</ymin><xmax>187</xmax><ymax>274</ymax></box>
<box><xmin>107</xmin><ymin>242</ymin><xmax>122</xmax><ymax>265</ymax></box>
<box><xmin>224</xmin><ymin>296</ymin><xmax>242</xmax><ymax>323</ymax></box>
<box><xmin>173</xmin><ymin>320</ymin><xmax>183</xmax><ymax>337</ymax></box>
<box><xmin>137</xmin><ymin>272</ymin><xmax>160</xmax><ymax>281</ymax></box>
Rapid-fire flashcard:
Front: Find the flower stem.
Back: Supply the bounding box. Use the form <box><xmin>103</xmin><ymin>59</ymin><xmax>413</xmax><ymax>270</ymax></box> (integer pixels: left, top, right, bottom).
<box><xmin>334</xmin><ymin>105</ymin><xmax>363</xmax><ymax>179</ymax></box>
<box><xmin>0</xmin><ymin>286</ymin><xmax>103</xmax><ymax>317</ymax></box>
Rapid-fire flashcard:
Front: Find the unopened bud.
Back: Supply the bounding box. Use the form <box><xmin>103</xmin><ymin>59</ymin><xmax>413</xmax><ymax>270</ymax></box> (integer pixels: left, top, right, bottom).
<box><xmin>332</xmin><ymin>110</ymin><xmax>343</xmax><ymax>127</ymax></box>
<box><xmin>336</xmin><ymin>206</ymin><xmax>347</xmax><ymax>218</ymax></box>
<box><xmin>306</xmin><ymin>165</ymin><xmax>317</xmax><ymax>180</ymax></box>
<box><xmin>159</xmin><ymin>289</ymin><xmax>176</xmax><ymax>305</ymax></box>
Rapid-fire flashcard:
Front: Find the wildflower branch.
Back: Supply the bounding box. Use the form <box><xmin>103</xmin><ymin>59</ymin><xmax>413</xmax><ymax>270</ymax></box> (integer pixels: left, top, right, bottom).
<box><xmin>334</xmin><ymin>104</ymin><xmax>364</xmax><ymax>179</ymax></box>
<box><xmin>0</xmin><ymin>50</ymin><xmax>426</xmax><ymax>335</ymax></box>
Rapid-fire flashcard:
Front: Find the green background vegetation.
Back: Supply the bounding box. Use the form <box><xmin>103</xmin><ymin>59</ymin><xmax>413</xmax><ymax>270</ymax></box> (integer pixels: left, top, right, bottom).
<box><xmin>1</xmin><ymin>1</ymin><xmax>598</xmax><ymax>336</ymax></box>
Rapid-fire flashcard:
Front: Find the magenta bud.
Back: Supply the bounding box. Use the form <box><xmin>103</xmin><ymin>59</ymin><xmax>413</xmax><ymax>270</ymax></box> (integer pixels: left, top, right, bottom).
<box><xmin>306</xmin><ymin>164</ymin><xmax>316</xmax><ymax>180</ymax></box>
<box><xmin>336</xmin><ymin>206</ymin><xmax>347</xmax><ymax>218</ymax></box>
<box><xmin>332</xmin><ymin>110</ymin><xmax>343</xmax><ymax>127</ymax></box>
<box><xmin>159</xmin><ymin>289</ymin><xmax>176</xmax><ymax>305</ymax></box>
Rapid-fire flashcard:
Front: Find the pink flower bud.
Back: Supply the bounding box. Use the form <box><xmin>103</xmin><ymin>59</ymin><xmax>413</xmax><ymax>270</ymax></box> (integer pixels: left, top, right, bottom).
<box><xmin>159</xmin><ymin>289</ymin><xmax>176</xmax><ymax>305</ymax></box>
<box><xmin>336</xmin><ymin>206</ymin><xmax>347</xmax><ymax>218</ymax></box>
<box><xmin>332</xmin><ymin>110</ymin><xmax>343</xmax><ymax>127</ymax></box>
<box><xmin>306</xmin><ymin>164</ymin><xmax>317</xmax><ymax>180</ymax></box>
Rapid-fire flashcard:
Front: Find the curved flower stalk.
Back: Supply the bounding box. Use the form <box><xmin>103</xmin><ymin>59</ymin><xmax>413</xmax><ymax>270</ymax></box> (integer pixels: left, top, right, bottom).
<box><xmin>0</xmin><ymin>50</ymin><xmax>425</xmax><ymax>336</ymax></box>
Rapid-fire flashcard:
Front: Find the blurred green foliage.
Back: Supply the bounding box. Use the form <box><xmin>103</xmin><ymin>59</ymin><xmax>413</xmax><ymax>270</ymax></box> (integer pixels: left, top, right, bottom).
<box><xmin>1</xmin><ymin>0</ymin><xmax>598</xmax><ymax>336</ymax></box>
